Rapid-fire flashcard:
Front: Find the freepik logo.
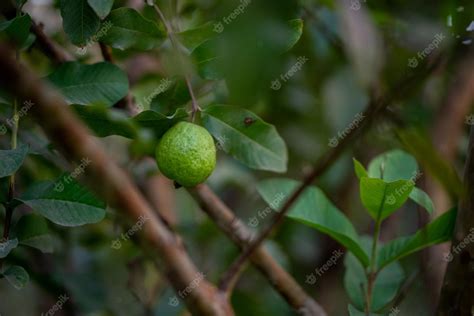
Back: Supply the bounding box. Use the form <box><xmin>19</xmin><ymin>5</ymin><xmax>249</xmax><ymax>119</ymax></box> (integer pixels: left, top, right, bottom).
<box><xmin>0</xmin><ymin>100</ymin><xmax>34</xmax><ymax>135</ymax></box>
<box><xmin>349</xmin><ymin>0</ymin><xmax>367</xmax><ymax>11</ymax></box>
<box><xmin>111</xmin><ymin>215</ymin><xmax>150</xmax><ymax>249</ymax></box>
<box><xmin>270</xmin><ymin>56</ymin><xmax>308</xmax><ymax>90</ymax></box>
<box><xmin>444</xmin><ymin>227</ymin><xmax>474</xmax><ymax>262</ymax></box>
<box><xmin>41</xmin><ymin>294</ymin><xmax>69</xmax><ymax>316</ymax></box>
<box><xmin>77</xmin><ymin>21</ymin><xmax>113</xmax><ymax>55</ymax></box>
<box><xmin>465</xmin><ymin>114</ymin><xmax>474</xmax><ymax>125</ymax></box>
<box><xmin>135</xmin><ymin>78</ymin><xmax>173</xmax><ymax>112</ymax></box>
<box><xmin>169</xmin><ymin>272</ymin><xmax>206</xmax><ymax>306</ymax></box>
<box><xmin>386</xmin><ymin>170</ymin><xmax>422</xmax><ymax>205</ymax></box>
<box><xmin>54</xmin><ymin>157</ymin><xmax>91</xmax><ymax>192</ymax></box>
<box><xmin>408</xmin><ymin>33</ymin><xmax>445</xmax><ymax>68</ymax></box>
<box><xmin>305</xmin><ymin>249</ymin><xmax>344</xmax><ymax>285</ymax></box>
<box><xmin>213</xmin><ymin>0</ymin><xmax>252</xmax><ymax>33</ymax></box>
<box><xmin>247</xmin><ymin>192</ymin><xmax>286</xmax><ymax>228</ymax></box>
<box><xmin>328</xmin><ymin>112</ymin><xmax>365</xmax><ymax>147</ymax></box>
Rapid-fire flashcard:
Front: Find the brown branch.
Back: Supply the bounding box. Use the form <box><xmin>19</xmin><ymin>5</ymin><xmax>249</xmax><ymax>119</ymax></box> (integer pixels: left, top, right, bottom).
<box><xmin>30</xmin><ymin>22</ymin><xmax>71</xmax><ymax>65</ymax></box>
<box><xmin>189</xmin><ymin>184</ymin><xmax>327</xmax><ymax>316</ymax></box>
<box><xmin>0</xmin><ymin>45</ymin><xmax>233</xmax><ymax>316</ymax></box>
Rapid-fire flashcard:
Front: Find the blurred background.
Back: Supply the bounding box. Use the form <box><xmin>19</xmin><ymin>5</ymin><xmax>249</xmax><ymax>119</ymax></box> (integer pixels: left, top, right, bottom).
<box><xmin>0</xmin><ymin>0</ymin><xmax>473</xmax><ymax>315</ymax></box>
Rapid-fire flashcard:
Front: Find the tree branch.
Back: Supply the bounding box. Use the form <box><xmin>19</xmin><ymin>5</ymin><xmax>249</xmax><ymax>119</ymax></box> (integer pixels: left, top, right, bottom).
<box><xmin>189</xmin><ymin>184</ymin><xmax>327</xmax><ymax>316</ymax></box>
<box><xmin>0</xmin><ymin>44</ymin><xmax>233</xmax><ymax>316</ymax></box>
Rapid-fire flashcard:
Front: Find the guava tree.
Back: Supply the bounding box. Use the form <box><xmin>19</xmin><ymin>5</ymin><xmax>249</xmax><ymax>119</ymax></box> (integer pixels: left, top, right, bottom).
<box><xmin>0</xmin><ymin>0</ymin><xmax>473</xmax><ymax>315</ymax></box>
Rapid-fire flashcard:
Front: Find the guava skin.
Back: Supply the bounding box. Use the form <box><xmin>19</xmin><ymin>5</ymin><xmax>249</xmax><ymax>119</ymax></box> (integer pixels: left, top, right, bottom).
<box><xmin>156</xmin><ymin>122</ymin><xmax>217</xmax><ymax>187</ymax></box>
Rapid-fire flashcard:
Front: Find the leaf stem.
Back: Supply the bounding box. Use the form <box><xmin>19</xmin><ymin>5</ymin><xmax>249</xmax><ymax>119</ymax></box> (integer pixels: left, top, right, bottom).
<box><xmin>153</xmin><ymin>3</ymin><xmax>201</xmax><ymax>121</ymax></box>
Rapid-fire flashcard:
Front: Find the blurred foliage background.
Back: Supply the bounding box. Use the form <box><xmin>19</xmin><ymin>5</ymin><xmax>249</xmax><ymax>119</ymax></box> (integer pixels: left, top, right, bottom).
<box><xmin>0</xmin><ymin>0</ymin><xmax>473</xmax><ymax>315</ymax></box>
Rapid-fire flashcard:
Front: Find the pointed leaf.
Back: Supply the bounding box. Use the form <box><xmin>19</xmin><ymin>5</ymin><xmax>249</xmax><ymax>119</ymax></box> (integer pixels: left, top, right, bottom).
<box><xmin>19</xmin><ymin>178</ymin><xmax>106</xmax><ymax>227</ymax></box>
<box><xmin>353</xmin><ymin>158</ymin><xmax>368</xmax><ymax>179</ymax></box>
<box><xmin>0</xmin><ymin>144</ymin><xmax>28</xmax><ymax>178</ymax></box>
<box><xmin>101</xmin><ymin>8</ymin><xmax>165</xmax><ymax>50</ymax></box>
<box><xmin>360</xmin><ymin>178</ymin><xmax>414</xmax><ymax>221</ymax></box>
<box><xmin>0</xmin><ymin>14</ymin><xmax>32</xmax><ymax>48</ymax></box>
<box><xmin>378</xmin><ymin>208</ymin><xmax>456</xmax><ymax>270</ymax></box>
<box><xmin>202</xmin><ymin>105</ymin><xmax>288</xmax><ymax>173</ymax></box>
<box><xmin>409</xmin><ymin>187</ymin><xmax>434</xmax><ymax>214</ymax></box>
<box><xmin>60</xmin><ymin>0</ymin><xmax>101</xmax><ymax>46</ymax></box>
<box><xmin>257</xmin><ymin>178</ymin><xmax>369</xmax><ymax>266</ymax></box>
<box><xmin>87</xmin><ymin>0</ymin><xmax>114</xmax><ymax>19</ymax></box>
<box><xmin>47</xmin><ymin>62</ymin><xmax>129</xmax><ymax>107</ymax></box>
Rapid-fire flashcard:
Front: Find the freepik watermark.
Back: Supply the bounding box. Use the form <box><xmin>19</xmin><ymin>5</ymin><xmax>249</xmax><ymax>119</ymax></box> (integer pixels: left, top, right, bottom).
<box><xmin>305</xmin><ymin>249</ymin><xmax>344</xmax><ymax>285</ymax></box>
<box><xmin>168</xmin><ymin>272</ymin><xmax>206</xmax><ymax>307</ymax></box>
<box><xmin>77</xmin><ymin>21</ymin><xmax>113</xmax><ymax>55</ymax></box>
<box><xmin>213</xmin><ymin>0</ymin><xmax>252</xmax><ymax>33</ymax></box>
<box><xmin>41</xmin><ymin>294</ymin><xmax>69</xmax><ymax>316</ymax></box>
<box><xmin>444</xmin><ymin>227</ymin><xmax>474</xmax><ymax>262</ymax></box>
<box><xmin>270</xmin><ymin>56</ymin><xmax>309</xmax><ymax>91</ymax></box>
<box><xmin>111</xmin><ymin>215</ymin><xmax>150</xmax><ymax>250</ymax></box>
<box><xmin>248</xmin><ymin>192</ymin><xmax>286</xmax><ymax>228</ymax></box>
<box><xmin>408</xmin><ymin>33</ymin><xmax>445</xmax><ymax>68</ymax></box>
<box><xmin>465</xmin><ymin>114</ymin><xmax>474</xmax><ymax>125</ymax></box>
<box><xmin>215</xmin><ymin>135</ymin><xmax>229</xmax><ymax>151</ymax></box>
<box><xmin>389</xmin><ymin>306</ymin><xmax>401</xmax><ymax>316</ymax></box>
<box><xmin>328</xmin><ymin>112</ymin><xmax>365</xmax><ymax>147</ymax></box>
<box><xmin>135</xmin><ymin>78</ymin><xmax>173</xmax><ymax>112</ymax></box>
<box><xmin>0</xmin><ymin>100</ymin><xmax>34</xmax><ymax>135</ymax></box>
<box><xmin>54</xmin><ymin>158</ymin><xmax>91</xmax><ymax>192</ymax></box>
<box><xmin>386</xmin><ymin>170</ymin><xmax>422</xmax><ymax>205</ymax></box>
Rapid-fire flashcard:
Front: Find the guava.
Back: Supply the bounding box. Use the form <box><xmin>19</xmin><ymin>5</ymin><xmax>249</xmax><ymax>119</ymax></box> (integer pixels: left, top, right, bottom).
<box><xmin>155</xmin><ymin>122</ymin><xmax>216</xmax><ymax>187</ymax></box>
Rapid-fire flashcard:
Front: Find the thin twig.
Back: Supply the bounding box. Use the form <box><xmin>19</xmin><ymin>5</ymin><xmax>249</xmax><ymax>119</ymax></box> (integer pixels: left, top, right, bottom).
<box><xmin>153</xmin><ymin>4</ymin><xmax>201</xmax><ymax>121</ymax></box>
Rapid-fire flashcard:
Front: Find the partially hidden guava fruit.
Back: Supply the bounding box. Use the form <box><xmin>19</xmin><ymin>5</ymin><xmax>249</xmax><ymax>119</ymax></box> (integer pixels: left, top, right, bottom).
<box><xmin>156</xmin><ymin>122</ymin><xmax>216</xmax><ymax>187</ymax></box>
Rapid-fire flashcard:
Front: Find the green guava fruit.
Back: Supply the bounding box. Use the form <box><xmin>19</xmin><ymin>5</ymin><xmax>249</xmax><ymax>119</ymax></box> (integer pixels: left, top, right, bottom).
<box><xmin>156</xmin><ymin>122</ymin><xmax>216</xmax><ymax>187</ymax></box>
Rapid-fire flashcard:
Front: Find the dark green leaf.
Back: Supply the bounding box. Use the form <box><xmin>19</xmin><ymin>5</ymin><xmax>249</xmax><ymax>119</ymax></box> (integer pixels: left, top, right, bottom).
<box><xmin>15</xmin><ymin>213</ymin><xmax>54</xmax><ymax>253</ymax></box>
<box><xmin>202</xmin><ymin>105</ymin><xmax>288</xmax><ymax>173</ymax></box>
<box><xmin>257</xmin><ymin>178</ymin><xmax>370</xmax><ymax>267</ymax></box>
<box><xmin>19</xmin><ymin>178</ymin><xmax>106</xmax><ymax>227</ymax></box>
<box><xmin>360</xmin><ymin>178</ymin><xmax>414</xmax><ymax>221</ymax></box>
<box><xmin>0</xmin><ymin>144</ymin><xmax>28</xmax><ymax>178</ymax></box>
<box><xmin>2</xmin><ymin>265</ymin><xmax>29</xmax><ymax>290</ymax></box>
<box><xmin>0</xmin><ymin>239</ymin><xmax>19</xmax><ymax>258</ymax></box>
<box><xmin>178</xmin><ymin>22</ymin><xmax>217</xmax><ymax>52</ymax></box>
<box><xmin>101</xmin><ymin>8</ymin><xmax>165</xmax><ymax>50</ymax></box>
<box><xmin>47</xmin><ymin>62</ymin><xmax>129</xmax><ymax>107</ymax></box>
<box><xmin>60</xmin><ymin>0</ymin><xmax>101</xmax><ymax>46</ymax></box>
<box><xmin>72</xmin><ymin>104</ymin><xmax>137</xmax><ymax>138</ymax></box>
<box><xmin>0</xmin><ymin>14</ymin><xmax>32</xmax><ymax>48</ymax></box>
<box><xmin>378</xmin><ymin>208</ymin><xmax>456</xmax><ymax>270</ymax></box>
<box><xmin>87</xmin><ymin>0</ymin><xmax>114</xmax><ymax>19</ymax></box>
<box><xmin>133</xmin><ymin>108</ymin><xmax>188</xmax><ymax>138</ymax></box>
<box><xmin>150</xmin><ymin>79</ymin><xmax>190</xmax><ymax>116</ymax></box>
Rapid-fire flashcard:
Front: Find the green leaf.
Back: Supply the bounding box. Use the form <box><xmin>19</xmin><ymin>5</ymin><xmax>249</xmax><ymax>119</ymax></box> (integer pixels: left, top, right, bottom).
<box><xmin>19</xmin><ymin>178</ymin><xmax>106</xmax><ymax>227</ymax></box>
<box><xmin>60</xmin><ymin>0</ymin><xmax>101</xmax><ymax>46</ymax></box>
<box><xmin>0</xmin><ymin>239</ymin><xmax>19</xmax><ymax>258</ymax></box>
<box><xmin>202</xmin><ymin>105</ymin><xmax>288</xmax><ymax>173</ymax></box>
<box><xmin>368</xmin><ymin>149</ymin><xmax>418</xmax><ymax>181</ymax></box>
<box><xmin>344</xmin><ymin>238</ymin><xmax>404</xmax><ymax>311</ymax></box>
<box><xmin>133</xmin><ymin>108</ymin><xmax>188</xmax><ymax>138</ymax></box>
<box><xmin>0</xmin><ymin>14</ymin><xmax>32</xmax><ymax>48</ymax></box>
<box><xmin>348</xmin><ymin>305</ymin><xmax>383</xmax><ymax>316</ymax></box>
<box><xmin>101</xmin><ymin>8</ymin><xmax>165</xmax><ymax>50</ymax></box>
<box><xmin>353</xmin><ymin>158</ymin><xmax>368</xmax><ymax>179</ymax></box>
<box><xmin>360</xmin><ymin>178</ymin><xmax>414</xmax><ymax>221</ymax></box>
<box><xmin>0</xmin><ymin>144</ymin><xmax>28</xmax><ymax>178</ymax></box>
<box><xmin>178</xmin><ymin>22</ymin><xmax>217</xmax><ymax>52</ymax></box>
<box><xmin>87</xmin><ymin>0</ymin><xmax>114</xmax><ymax>19</ymax></box>
<box><xmin>192</xmin><ymin>19</ymin><xmax>303</xmax><ymax>80</ymax></box>
<box><xmin>15</xmin><ymin>213</ymin><xmax>54</xmax><ymax>253</ymax></box>
<box><xmin>409</xmin><ymin>187</ymin><xmax>434</xmax><ymax>214</ymax></box>
<box><xmin>47</xmin><ymin>62</ymin><xmax>129</xmax><ymax>107</ymax></box>
<box><xmin>2</xmin><ymin>265</ymin><xmax>29</xmax><ymax>290</ymax></box>
<box><xmin>377</xmin><ymin>208</ymin><xmax>456</xmax><ymax>270</ymax></box>
<box><xmin>72</xmin><ymin>104</ymin><xmax>137</xmax><ymax>138</ymax></box>
<box><xmin>149</xmin><ymin>79</ymin><xmax>190</xmax><ymax>116</ymax></box>
<box><xmin>257</xmin><ymin>178</ymin><xmax>369</xmax><ymax>267</ymax></box>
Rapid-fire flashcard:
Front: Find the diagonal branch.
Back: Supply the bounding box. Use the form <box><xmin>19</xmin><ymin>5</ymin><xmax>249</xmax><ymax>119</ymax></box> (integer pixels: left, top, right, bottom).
<box><xmin>0</xmin><ymin>44</ymin><xmax>233</xmax><ymax>316</ymax></box>
<box><xmin>189</xmin><ymin>184</ymin><xmax>327</xmax><ymax>316</ymax></box>
<box><xmin>218</xmin><ymin>55</ymin><xmax>445</xmax><ymax>293</ymax></box>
